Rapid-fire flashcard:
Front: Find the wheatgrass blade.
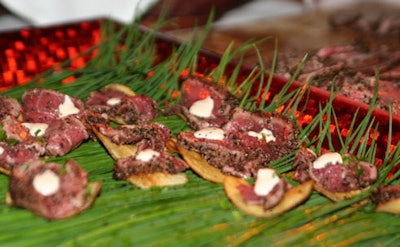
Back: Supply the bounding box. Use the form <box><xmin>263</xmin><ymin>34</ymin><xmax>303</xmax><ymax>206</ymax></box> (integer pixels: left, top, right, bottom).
<box><xmin>236</xmin><ymin>67</ymin><xmax>261</xmax><ymax>110</ymax></box>
<box><xmin>258</xmin><ymin>38</ymin><xmax>278</xmax><ymax>110</ymax></box>
<box><xmin>264</xmin><ymin>53</ymin><xmax>308</xmax><ymax>113</ymax></box>
<box><xmin>209</xmin><ymin>37</ymin><xmax>269</xmax><ymax>86</ymax></box>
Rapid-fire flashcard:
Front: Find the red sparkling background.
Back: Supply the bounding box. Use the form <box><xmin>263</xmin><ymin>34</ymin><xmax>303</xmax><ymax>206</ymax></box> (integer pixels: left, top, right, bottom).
<box><xmin>0</xmin><ymin>21</ymin><xmax>101</xmax><ymax>91</ymax></box>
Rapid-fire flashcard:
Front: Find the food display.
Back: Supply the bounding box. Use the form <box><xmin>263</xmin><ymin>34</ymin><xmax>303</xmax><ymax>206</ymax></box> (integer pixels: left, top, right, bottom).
<box><xmin>0</xmin><ymin>19</ymin><xmax>400</xmax><ymax>246</ymax></box>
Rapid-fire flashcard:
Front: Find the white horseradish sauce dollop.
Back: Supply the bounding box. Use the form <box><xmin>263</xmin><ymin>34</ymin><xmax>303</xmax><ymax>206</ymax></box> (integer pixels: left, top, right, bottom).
<box><xmin>32</xmin><ymin>170</ymin><xmax>61</xmax><ymax>196</ymax></box>
<box><xmin>135</xmin><ymin>149</ymin><xmax>160</xmax><ymax>162</ymax></box>
<box><xmin>194</xmin><ymin>127</ymin><xmax>225</xmax><ymax>141</ymax></box>
<box><xmin>106</xmin><ymin>97</ymin><xmax>121</xmax><ymax>106</ymax></box>
<box><xmin>21</xmin><ymin>122</ymin><xmax>48</xmax><ymax>137</ymax></box>
<box><xmin>248</xmin><ymin>128</ymin><xmax>276</xmax><ymax>143</ymax></box>
<box><xmin>312</xmin><ymin>152</ymin><xmax>343</xmax><ymax>169</ymax></box>
<box><xmin>189</xmin><ymin>96</ymin><xmax>214</xmax><ymax>118</ymax></box>
<box><xmin>58</xmin><ymin>95</ymin><xmax>80</xmax><ymax>118</ymax></box>
<box><xmin>254</xmin><ymin>168</ymin><xmax>280</xmax><ymax>196</ymax></box>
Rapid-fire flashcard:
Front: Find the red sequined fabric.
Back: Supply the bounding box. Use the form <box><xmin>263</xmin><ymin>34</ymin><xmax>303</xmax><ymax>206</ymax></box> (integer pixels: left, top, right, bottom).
<box><xmin>0</xmin><ymin>21</ymin><xmax>101</xmax><ymax>91</ymax></box>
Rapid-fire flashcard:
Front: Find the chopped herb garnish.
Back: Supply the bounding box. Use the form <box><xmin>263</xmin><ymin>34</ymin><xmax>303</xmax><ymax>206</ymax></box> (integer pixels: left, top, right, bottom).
<box><xmin>261</xmin><ymin>132</ymin><xmax>267</xmax><ymax>141</ymax></box>
<box><xmin>58</xmin><ymin>165</ymin><xmax>67</xmax><ymax>175</ymax></box>
<box><xmin>0</xmin><ymin>129</ymin><xmax>6</xmax><ymax>141</ymax></box>
<box><xmin>34</xmin><ymin>129</ymin><xmax>42</xmax><ymax>137</ymax></box>
<box><xmin>357</xmin><ymin>164</ymin><xmax>365</xmax><ymax>175</ymax></box>
<box><xmin>6</xmin><ymin>138</ymin><xmax>19</xmax><ymax>146</ymax></box>
<box><xmin>342</xmin><ymin>155</ymin><xmax>350</xmax><ymax>165</ymax></box>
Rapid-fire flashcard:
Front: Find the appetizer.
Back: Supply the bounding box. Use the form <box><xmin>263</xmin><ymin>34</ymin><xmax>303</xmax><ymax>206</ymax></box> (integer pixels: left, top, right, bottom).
<box><xmin>22</xmin><ymin>88</ymin><xmax>85</xmax><ymax>124</ymax></box>
<box><xmin>114</xmin><ymin>149</ymin><xmax>189</xmax><ymax>189</ymax></box>
<box><xmin>86</xmin><ymin>83</ymin><xmax>158</xmax><ymax>124</ymax></box>
<box><xmin>176</xmin><ymin>108</ymin><xmax>298</xmax><ymax>179</ymax></box>
<box><xmin>293</xmin><ymin>148</ymin><xmax>378</xmax><ymax>201</ymax></box>
<box><xmin>21</xmin><ymin>88</ymin><xmax>90</xmax><ymax>157</ymax></box>
<box><xmin>93</xmin><ymin>123</ymin><xmax>189</xmax><ymax>189</ymax></box>
<box><xmin>371</xmin><ymin>184</ymin><xmax>400</xmax><ymax>214</ymax></box>
<box><xmin>172</xmin><ymin>77</ymin><xmax>299</xmax><ymax>180</ymax></box>
<box><xmin>89</xmin><ymin>90</ymin><xmax>190</xmax><ymax>189</ymax></box>
<box><xmin>6</xmin><ymin>159</ymin><xmax>101</xmax><ymax>220</ymax></box>
<box><xmin>224</xmin><ymin>168</ymin><xmax>313</xmax><ymax>217</ymax></box>
<box><xmin>0</xmin><ymin>141</ymin><xmax>43</xmax><ymax>175</ymax></box>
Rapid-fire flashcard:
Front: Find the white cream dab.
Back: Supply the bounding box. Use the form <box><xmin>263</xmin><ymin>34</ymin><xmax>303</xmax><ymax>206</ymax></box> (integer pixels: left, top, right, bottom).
<box><xmin>313</xmin><ymin>152</ymin><xmax>343</xmax><ymax>169</ymax></box>
<box><xmin>194</xmin><ymin>127</ymin><xmax>225</xmax><ymax>141</ymax></box>
<box><xmin>58</xmin><ymin>95</ymin><xmax>80</xmax><ymax>118</ymax></box>
<box><xmin>106</xmin><ymin>97</ymin><xmax>121</xmax><ymax>106</ymax></box>
<box><xmin>21</xmin><ymin>122</ymin><xmax>48</xmax><ymax>137</ymax></box>
<box><xmin>136</xmin><ymin>149</ymin><xmax>160</xmax><ymax>162</ymax></box>
<box><xmin>189</xmin><ymin>96</ymin><xmax>214</xmax><ymax>118</ymax></box>
<box><xmin>32</xmin><ymin>170</ymin><xmax>60</xmax><ymax>196</ymax></box>
<box><xmin>248</xmin><ymin>128</ymin><xmax>276</xmax><ymax>142</ymax></box>
<box><xmin>254</xmin><ymin>168</ymin><xmax>280</xmax><ymax>196</ymax></box>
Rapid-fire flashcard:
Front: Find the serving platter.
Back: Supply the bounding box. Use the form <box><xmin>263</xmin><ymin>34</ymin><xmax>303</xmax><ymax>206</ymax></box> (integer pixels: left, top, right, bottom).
<box><xmin>0</xmin><ymin>19</ymin><xmax>400</xmax><ymax>246</ymax></box>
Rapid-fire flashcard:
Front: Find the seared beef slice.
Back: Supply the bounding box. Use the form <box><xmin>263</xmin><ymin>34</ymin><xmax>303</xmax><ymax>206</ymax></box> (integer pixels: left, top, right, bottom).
<box><xmin>8</xmin><ymin>159</ymin><xmax>98</xmax><ymax>219</ymax></box>
<box><xmin>163</xmin><ymin>77</ymin><xmax>239</xmax><ymax>130</ymax></box>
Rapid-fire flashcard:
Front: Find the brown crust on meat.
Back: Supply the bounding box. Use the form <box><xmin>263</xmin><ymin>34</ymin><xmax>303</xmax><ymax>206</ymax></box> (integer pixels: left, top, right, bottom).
<box><xmin>102</xmin><ymin>84</ymin><xmax>136</xmax><ymax>124</ymax></box>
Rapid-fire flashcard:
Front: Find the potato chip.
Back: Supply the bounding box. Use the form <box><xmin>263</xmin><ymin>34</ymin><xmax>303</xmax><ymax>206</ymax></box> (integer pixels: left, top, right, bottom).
<box><xmin>313</xmin><ymin>183</ymin><xmax>369</xmax><ymax>202</ymax></box>
<box><xmin>127</xmin><ymin>172</ymin><xmax>188</xmax><ymax>189</ymax></box>
<box><xmin>93</xmin><ymin>128</ymin><xmax>188</xmax><ymax>188</ymax></box>
<box><xmin>0</xmin><ymin>167</ymin><xmax>10</xmax><ymax>176</ymax></box>
<box><xmin>166</xmin><ymin>138</ymin><xmax>179</xmax><ymax>153</ymax></box>
<box><xmin>103</xmin><ymin>83</ymin><xmax>136</xmax><ymax>96</ymax></box>
<box><xmin>177</xmin><ymin>144</ymin><xmax>226</xmax><ymax>183</ymax></box>
<box><xmin>92</xmin><ymin>127</ymin><xmax>138</xmax><ymax>160</ymax></box>
<box><xmin>375</xmin><ymin>199</ymin><xmax>400</xmax><ymax>214</ymax></box>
